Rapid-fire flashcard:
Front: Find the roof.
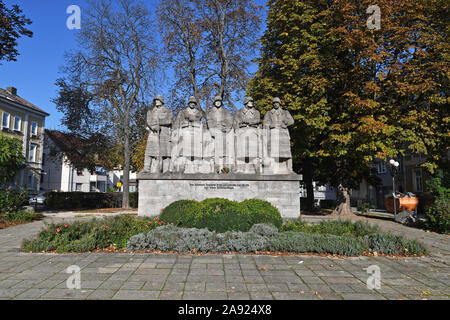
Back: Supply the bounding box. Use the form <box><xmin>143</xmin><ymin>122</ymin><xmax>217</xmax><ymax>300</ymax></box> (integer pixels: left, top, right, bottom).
<box><xmin>45</xmin><ymin>129</ymin><xmax>89</xmax><ymax>152</ymax></box>
<box><xmin>0</xmin><ymin>88</ymin><xmax>50</xmax><ymax>116</ymax></box>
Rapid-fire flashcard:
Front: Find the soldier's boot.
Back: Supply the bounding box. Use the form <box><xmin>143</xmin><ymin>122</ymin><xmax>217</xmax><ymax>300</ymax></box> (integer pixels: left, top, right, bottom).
<box><xmin>143</xmin><ymin>156</ymin><xmax>151</xmax><ymax>173</ymax></box>
<box><xmin>162</xmin><ymin>158</ymin><xmax>171</xmax><ymax>174</ymax></box>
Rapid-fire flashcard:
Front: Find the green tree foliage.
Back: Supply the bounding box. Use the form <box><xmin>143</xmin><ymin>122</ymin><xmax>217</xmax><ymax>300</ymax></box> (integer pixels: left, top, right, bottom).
<box><xmin>0</xmin><ymin>1</ymin><xmax>33</xmax><ymax>64</ymax></box>
<box><xmin>0</xmin><ymin>133</ymin><xmax>25</xmax><ymax>185</ymax></box>
<box><xmin>249</xmin><ymin>0</ymin><xmax>449</xmax><ymax>214</ymax></box>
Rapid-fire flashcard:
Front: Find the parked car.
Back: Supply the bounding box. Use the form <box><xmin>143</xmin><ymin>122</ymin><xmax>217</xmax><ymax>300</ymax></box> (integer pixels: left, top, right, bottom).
<box><xmin>28</xmin><ymin>193</ymin><xmax>46</xmax><ymax>206</ymax></box>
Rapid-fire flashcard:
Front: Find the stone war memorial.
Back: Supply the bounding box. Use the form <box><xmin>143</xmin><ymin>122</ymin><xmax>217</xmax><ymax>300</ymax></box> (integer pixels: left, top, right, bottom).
<box><xmin>138</xmin><ymin>95</ymin><xmax>302</xmax><ymax>219</ymax></box>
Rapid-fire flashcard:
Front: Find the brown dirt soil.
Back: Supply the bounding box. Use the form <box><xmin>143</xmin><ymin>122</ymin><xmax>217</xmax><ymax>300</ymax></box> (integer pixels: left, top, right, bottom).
<box><xmin>0</xmin><ymin>219</ymin><xmax>28</xmax><ymax>229</ymax></box>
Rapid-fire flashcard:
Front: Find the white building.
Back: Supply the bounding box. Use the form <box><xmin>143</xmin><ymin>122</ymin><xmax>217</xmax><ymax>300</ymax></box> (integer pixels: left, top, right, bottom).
<box><xmin>42</xmin><ymin>130</ymin><xmax>136</xmax><ymax>193</ymax></box>
<box><xmin>300</xmin><ymin>182</ymin><xmax>336</xmax><ymax>206</ymax></box>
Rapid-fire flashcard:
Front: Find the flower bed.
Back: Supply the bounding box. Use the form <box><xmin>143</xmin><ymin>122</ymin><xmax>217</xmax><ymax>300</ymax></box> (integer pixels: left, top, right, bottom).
<box><xmin>21</xmin><ymin>216</ymin><xmax>428</xmax><ymax>257</ymax></box>
<box><xmin>21</xmin><ymin>215</ymin><xmax>167</xmax><ymax>253</ymax></box>
<box><xmin>126</xmin><ymin>223</ymin><xmax>427</xmax><ymax>257</ymax></box>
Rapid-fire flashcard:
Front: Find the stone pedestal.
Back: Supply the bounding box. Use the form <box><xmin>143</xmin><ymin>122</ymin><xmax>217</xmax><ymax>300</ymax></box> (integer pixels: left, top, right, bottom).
<box><xmin>137</xmin><ymin>173</ymin><xmax>302</xmax><ymax>219</ymax></box>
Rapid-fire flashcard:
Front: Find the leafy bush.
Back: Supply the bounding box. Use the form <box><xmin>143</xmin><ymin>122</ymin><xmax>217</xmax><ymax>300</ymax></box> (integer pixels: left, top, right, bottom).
<box><xmin>21</xmin><ymin>215</ymin><xmax>164</xmax><ymax>253</ymax></box>
<box><xmin>128</xmin><ymin>225</ymin><xmax>269</xmax><ymax>253</ymax></box>
<box><xmin>240</xmin><ymin>199</ymin><xmax>283</xmax><ymax>230</ymax></box>
<box><xmin>2</xmin><ymin>209</ymin><xmax>43</xmax><ymax>222</ymax></box>
<box><xmin>424</xmin><ymin>176</ymin><xmax>450</xmax><ymax>234</ymax></box>
<box><xmin>320</xmin><ymin>199</ymin><xmax>337</xmax><ymax>209</ymax></box>
<box><xmin>195</xmin><ymin>198</ymin><xmax>250</xmax><ymax>232</ymax></box>
<box><xmin>0</xmin><ymin>189</ymin><xmax>28</xmax><ymax>214</ymax></box>
<box><xmin>159</xmin><ymin>200</ymin><xmax>203</xmax><ymax>227</ymax></box>
<box><xmin>357</xmin><ymin>202</ymin><xmax>375</xmax><ymax>213</ymax></box>
<box><xmin>268</xmin><ymin>232</ymin><xmax>368</xmax><ymax>256</ymax></box>
<box><xmin>44</xmin><ymin>192</ymin><xmax>138</xmax><ymax>210</ymax></box>
<box><xmin>249</xmin><ymin>223</ymin><xmax>279</xmax><ymax>237</ymax></box>
<box><xmin>281</xmin><ymin>219</ymin><xmax>381</xmax><ymax>238</ymax></box>
<box><xmin>127</xmin><ymin>225</ymin><xmax>368</xmax><ymax>256</ymax></box>
<box><xmin>363</xmin><ymin>233</ymin><xmax>427</xmax><ymax>255</ymax></box>
<box><xmin>159</xmin><ymin>198</ymin><xmax>283</xmax><ymax>233</ymax></box>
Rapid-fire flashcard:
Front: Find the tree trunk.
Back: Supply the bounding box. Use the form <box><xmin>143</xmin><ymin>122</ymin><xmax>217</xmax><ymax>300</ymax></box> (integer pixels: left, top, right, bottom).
<box><xmin>303</xmin><ymin>158</ymin><xmax>315</xmax><ymax>213</ymax></box>
<box><xmin>331</xmin><ymin>184</ymin><xmax>354</xmax><ymax>217</ymax></box>
<box><xmin>122</xmin><ymin>108</ymin><xmax>131</xmax><ymax>210</ymax></box>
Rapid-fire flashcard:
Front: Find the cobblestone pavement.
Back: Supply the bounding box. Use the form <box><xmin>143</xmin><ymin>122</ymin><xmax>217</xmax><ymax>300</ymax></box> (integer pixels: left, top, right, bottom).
<box><xmin>0</xmin><ymin>216</ymin><xmax>448</xmax><ymax>300</ymax></box>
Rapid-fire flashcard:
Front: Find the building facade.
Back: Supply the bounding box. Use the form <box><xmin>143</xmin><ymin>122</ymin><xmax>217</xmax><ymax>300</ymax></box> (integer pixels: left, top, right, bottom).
<box><xmin>0</xmin><ymin>87</ymin><xmax>49</xmax><ymax>193</ymax></box>
<box><xmin>42</xmin><ymin>130</ymin><xmax>137</xmax><ymax>193</ymax></box>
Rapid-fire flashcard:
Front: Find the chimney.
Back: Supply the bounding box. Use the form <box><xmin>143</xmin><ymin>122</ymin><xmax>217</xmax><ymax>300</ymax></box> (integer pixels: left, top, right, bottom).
<box><xmin>6</xmin><ymin>87</ymin><xmax>17</xmax><ymax>96</ymax></box>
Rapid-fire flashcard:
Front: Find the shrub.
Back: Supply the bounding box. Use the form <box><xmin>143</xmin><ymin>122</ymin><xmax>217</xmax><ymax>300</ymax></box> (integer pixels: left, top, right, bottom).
<box><xmin>240</xmin><ymin>199</ymin><xmax>283</xmax><ymax>230</ymax></box>
<box><xmin>195</xmin><ymin>198</ymin><xmax>250</xmax><ymax>232</ymax></box>
<box><xmin>127</xmin><ymin>225</ymin><xmax>268</xmax><ymax>253</ymax></box>
<box><xmin>44</xmin><ymin>192</ymin><xmax>138</xmax><ymax>210</ymax></box>
<box><xmin>0</xmin><ymin>189</ymin><xmax>28</xmax><ymax>214</ymax></box>
<box><xmin>320</xmin><ymin>199</ymin><xmax>337</xmax><ymax>209</ymax></box>
<box><xmin>363</xmin><ymin>233</ymin><xmax>427</xmax><ymax>255</ymax></box>
<box><xmin>268</xmin><ymin>232</ymin><xmax>367</xmax><ymax>256</ymax></box>
<box><xmin>424</xmin><ymin>176</ymin><xmax>450</xmax><ymax>234</ymax></box>
<box><xmin>281</xmin><ymin>219</ymin><xmax>380</xmax><ymax>238</ymax></box>
<box><xmin>160</xmin><ymin>198</ymin><xmax>283</xmax><ymax>233</ymax></box>
<box><xmin>126</xmin><ymin>225</ymin><xmax>367</xmax><ymax>255</ymax></box>
<box><xmin>2</xmin><ymin>210</ymin><xmax>43</xmax><ymax>222</ymax></box>
<box><xmin>160</xmin><ymin>200</ymin><xmax>203</xmax><ymax>227</ymax></box>
<box><xmin>249</xmin><ymin>223</ymin><xmax>279</xmax><ymax>237</ymax></box>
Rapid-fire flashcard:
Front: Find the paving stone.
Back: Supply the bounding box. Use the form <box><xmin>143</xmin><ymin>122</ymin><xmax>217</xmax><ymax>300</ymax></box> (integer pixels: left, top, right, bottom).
<box><xmin>227</xmin><ymin>292</ymin><xmax>250</xmax><ymax>300</ymax></box>
<box><xmin>159</xmin><ymin>291</ymin><xmax>183</xmax><ymax>300</ymax></box>
<box><xmin>183</xmin><ymin>291</ymin><xmax>227</xmax><ymax>300</ymax></box>
<box><xmin>121</xmin><ymin>281</ymin><xmax>144</xmax><ymax>290</ymax></box>
<box><xmin>41</xmin><ymin>288</ymin><xmax>94</xmax><ymax>299</ymax></box>
<box><xmin>113</xmin><ymin>290</ymin><xmax>160</xmax><ymax>300</ymax></box>
<box><xmin>97</xmin><ymin>280</ymin><xmax>125</xmax><ymax>290</ymax></box>
<box><xmin>272</xmin><ymin>292</ymin><xmax>319</xmax><ymax>300</ymax></box>
<box><xmin>87</xmin><ymin>289</ymin><xmax>117</xmax><ymax>299</ymax></box>
<box><xmin>185</xmin><ymin>282</ymin><xmax>206</xmax><ymax>291</ymax></box>
<box><xmin>249</xmin><ymin>292</ymin><xmax>273</xmax><ymax>300</ymax></box>
<box><xmin>341</xmin><ymin>293</ymin><xmax>386</xmax><ymax>300</ymax></box>
<box><xmin>14</xmin><ymin>288</ymin><xmax>49</xmax><ymax>299</ymax></box>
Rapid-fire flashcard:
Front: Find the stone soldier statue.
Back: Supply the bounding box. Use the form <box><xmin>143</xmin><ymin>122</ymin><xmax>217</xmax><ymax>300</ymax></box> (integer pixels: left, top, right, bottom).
<box><xmin>173</xmin><ymin>96</ymin><xmax>206</xmax><ymax>173</ymax></box>
<box><xmin>143</xmin><ymin>95</ymin><xmax>173</xmax><ymax>173</ymax></box>
<box><xmin>263</xmin><ymin>97</ymin><xmax>295</xmax><ymax>174</ymax></box>
<box><xmin>234</xmin><ymin>96</ymin><xmax>261</xmax><ymax>174</ymax></box>
<box><xmin>206</xmin><ymin>96</ymin><xmax>235</xmax><ymax>173</ymax></box>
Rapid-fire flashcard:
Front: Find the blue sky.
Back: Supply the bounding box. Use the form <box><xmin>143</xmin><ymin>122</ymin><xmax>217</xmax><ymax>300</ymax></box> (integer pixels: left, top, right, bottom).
<box><xmin>0</xmin><ymin>0</ymin><xmax>81</xmax><ymax>130</ymax></box>
<box><xmin>0</xmin><ymin>0</ymin><xmax>267</xmax><ymax>131</ymax></box>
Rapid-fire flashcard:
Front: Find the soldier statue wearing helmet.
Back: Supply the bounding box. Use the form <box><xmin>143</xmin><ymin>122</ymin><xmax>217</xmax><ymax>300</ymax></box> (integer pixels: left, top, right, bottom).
<box><xmin>170</xmin><ymin>96</ymin><xmax>207</xmax><ymax>173</ymax></box>
<box><xmin>263</xmin><ymin>97</ymin><xmax>295</xmax><ymax>173</ymax></box>
<box><xmin>143</xmin><ymin>95</ymin><xmax>173</xmax><ymax>173</ymax></box>
<box><xmin>233</xmin><ymin>96</ymin><xmax>262</xmax><ymax>174</ymax></box>
<box><xmin>205</xmin><ymin>95</ymin><xmax>235</xmax><ymax>173</ymax></box>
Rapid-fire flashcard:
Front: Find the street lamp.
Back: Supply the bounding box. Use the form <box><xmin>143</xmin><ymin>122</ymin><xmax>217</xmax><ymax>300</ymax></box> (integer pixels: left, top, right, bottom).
<box><xmin>388</xmin><ymin>159</ymin><xmax>400</xmax><ymax>216</ymax></box>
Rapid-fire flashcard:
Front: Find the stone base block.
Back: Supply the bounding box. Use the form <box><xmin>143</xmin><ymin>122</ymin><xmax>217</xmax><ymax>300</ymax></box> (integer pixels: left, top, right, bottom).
<box><xmin>137</xmin><ymin>173</ymin><xmax>301</xmax><ymax>219</ymax></box>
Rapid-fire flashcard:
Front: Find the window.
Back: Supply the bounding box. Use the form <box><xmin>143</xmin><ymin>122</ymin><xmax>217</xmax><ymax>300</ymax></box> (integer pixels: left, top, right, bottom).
<box><xmin>29</xmin><ymin>144</ymin><xmax>37</xmax><ymax>162</ymax></box>
<box><xmin>31</xmin><ymin>121</ymin><xmax>38</xmax><ymax>135</ymax></box>
<box><xmin>2</xmin><ymin>112</ymin><xmax>10</xmax><ymax>129</ymax></box>
<box><xmin>413</xmin><ymin>169</ymin><xmax>423</xmax><ymax>192</ymax></box>
<box><xmin>76</xmin><ymin>169</ymin><xmax>83</xmax><ymax>176</ymax></box>
<box><xmin>377</xmin><ymin>161</ymin><xmax>387</xmax><ymax>174</ymax></box>
<box><xmin>27</xmin><ymin>173</ymin><xmax>34</xmax><ymax>191</ymax></box>
<box><xmin>76</xmin><ymin>183</ymin><xmax>82</xmax><ymax>192</ymax></box>
<box><xmin>14</xmin><ymin>116</ymin><xmax>21</xmax><ymax>131</ymax></box>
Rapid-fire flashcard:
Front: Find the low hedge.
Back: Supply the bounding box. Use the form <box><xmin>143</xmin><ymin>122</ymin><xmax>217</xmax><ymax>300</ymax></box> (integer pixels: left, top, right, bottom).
<box><xmin>127</xmin><ymin>224</ymin><xmax>427</xmax><ymax>256</ymax></box>
<box><xmin>281</xmin><ymin>219</ymin><xmax>381</xmax><ymax>238</ymax></box>
<box><xmin>159</xmin><ymin>198</ymin><xmax>283</xmax><ymax>233</ymax></box>
<box><xmin>44</xmin><ymin>192</ymin><xmax>138</xmax><ymax>210</ymax></box>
